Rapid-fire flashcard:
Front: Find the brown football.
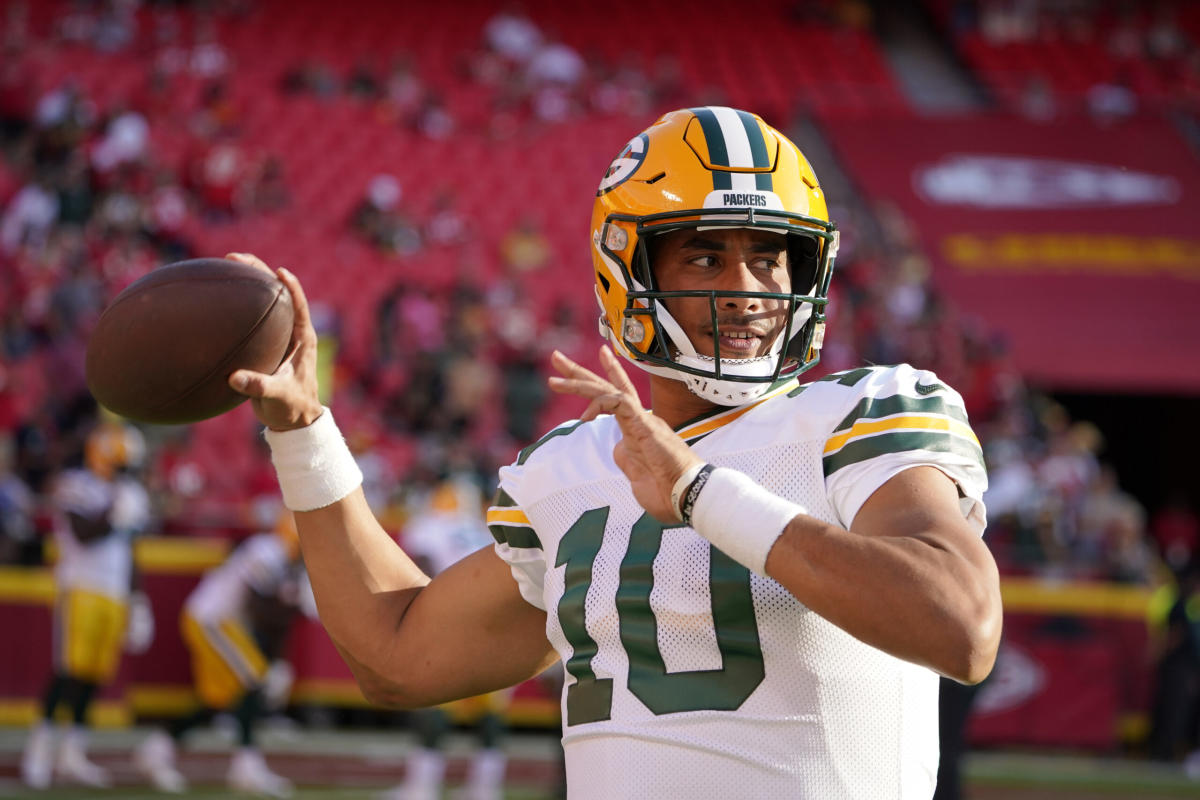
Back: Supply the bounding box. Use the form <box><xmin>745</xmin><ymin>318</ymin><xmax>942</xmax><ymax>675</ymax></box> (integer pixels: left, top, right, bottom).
<box><xmin>85</xmin><ymin>258</ymin><xmax>294</xmax><ymax>424</ymax></box>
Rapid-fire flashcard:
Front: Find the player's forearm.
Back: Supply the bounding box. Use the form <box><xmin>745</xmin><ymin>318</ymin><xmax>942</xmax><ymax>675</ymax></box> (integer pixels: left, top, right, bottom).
<box><xmin>765</xmin><ymin>517</ymin><xmax>1001</xmax><ymax>684</ymax></box>
<box><xmin>294</xmin><ymin>488</ymin><xmax>432</xmax><ymax>689</ymax></box>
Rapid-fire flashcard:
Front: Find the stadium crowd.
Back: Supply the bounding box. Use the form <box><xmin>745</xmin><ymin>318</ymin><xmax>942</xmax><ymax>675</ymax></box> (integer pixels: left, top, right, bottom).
<box><xmin>1</xmin><ymin>0</ymin><xmax>1190</xmax><ymax>574</ymax></box>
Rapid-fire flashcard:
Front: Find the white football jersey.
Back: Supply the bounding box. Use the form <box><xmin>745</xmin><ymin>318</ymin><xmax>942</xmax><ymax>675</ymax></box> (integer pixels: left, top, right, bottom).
<box><xmin>52</xmin><ymin>469</ymin><xmax>149</xmax><ymax>599</ymax></box>
<box><xmin>405</xmin><ymin>509</ymin><xmax>493</xmax><ymax>576</ymax></box>
<box><xmin>186</xmin><ymin>533</ymin><xmax>291</xmax><ymax>625</ymax></box>
<box><xmin>488</xmin><ymin>365</ymin><xmax>987</xmax><ymax>800</ymax></box>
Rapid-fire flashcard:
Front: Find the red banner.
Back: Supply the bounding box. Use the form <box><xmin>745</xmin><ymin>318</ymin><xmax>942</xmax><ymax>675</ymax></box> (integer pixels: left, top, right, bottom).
<box><xmin>824</xmin><ymin>115</ymin><xmax>1200</xmax><ymax>393</ymax></box>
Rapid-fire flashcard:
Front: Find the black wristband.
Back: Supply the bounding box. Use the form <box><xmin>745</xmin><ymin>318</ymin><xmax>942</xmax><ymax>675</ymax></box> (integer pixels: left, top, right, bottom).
<box><xmin>680</xmin><ymin>464</ymin><xmax>715</xmax><ymax>527</ymax></box>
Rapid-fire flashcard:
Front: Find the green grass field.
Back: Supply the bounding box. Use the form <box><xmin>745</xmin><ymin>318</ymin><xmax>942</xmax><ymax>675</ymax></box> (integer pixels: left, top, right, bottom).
<box><xmin>1</xmin><ymin>727</ymin><xmax>1196</xmax><ymax>799</ymax></box>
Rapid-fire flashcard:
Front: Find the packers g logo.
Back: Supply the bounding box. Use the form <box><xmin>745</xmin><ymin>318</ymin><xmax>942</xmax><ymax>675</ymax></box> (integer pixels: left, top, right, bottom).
<box><xmin>597</xmin><ymin>134</ymin><xmax>648</xmax><ymax>195</ymax></box>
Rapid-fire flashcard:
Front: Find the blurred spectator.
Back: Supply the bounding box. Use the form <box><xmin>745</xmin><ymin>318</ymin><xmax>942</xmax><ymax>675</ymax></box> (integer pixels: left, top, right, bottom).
<box><xmin>499</xmin><ymin>215</ymin><xmax>550</xmax><ymax>273</ymax></box>
<box><xmin>1101</xmin><ymin>501</ymin><xmax>1156</xmax><ymax>584</ymax></box>
<box><xmin>144</xmin><ymin>171</ymin><xmax>194</xmax><ymax>261</ymax></box>
<box><xmin>983</xmin><ymin>439</ymin><xmax>1038</xmax><ymax>521</ymax></box>
<box><xmin>1</xmin><ymin>174</ymin><xmax>59</xmax><ymax>255</ymax></box>
<box><xmin>190</xmin><ymin>19</ymin><xmax>230</xmax><ymax>79</ymax></box>
<box><xmin>191</xmin><ymin>139</ymin><xmax>249</xmax><ymax>220</ymax></box>
<box><xmin>1147</xmin><ymin>555</ymin><xmax>1200</xmax><ymax>765</ymax></box>
<box><xmin>345</xmin><ymin>57</ymin><xmax>381</xmax><ymax>100</ymax></box>
<box><xmin>1146</xmin><ymin>8</ymin><xmax>1187</xmax><ymax>62</ymax></box>
<box><xmin>441</xmin><ymin>343</ymin><xmax>500</xmax><ymax>436</ymax></box>
<box><xmin>90</xmin><ymin>109</ymin><xmax>150</xmax><ymax>175</ymax></box>
<box><xmin>193</xmin><ymin>80</ymin><xmax>241</xmax><ymax>137</ymax></box>
<box><xmin>280</xmin><ymin>59</ymin><xmax>339</xmax><ymax>98</ymax></box>
<box><xmin>351</xmin><ymin>173</ymin><xmax>423</xmax><ymax>254</ymax></box>
<box><xmin>1152</xmin><ymin>493</ymin><xmax>1200</xmax><ymax>573</ymax></box>
<box><xmin>56</xmin><ymin>154</ymin><xmax>95</xmax><ymax>227</ymax></box>
<box><xmin>415</xmin><ymin>92</ymin><xmax>455</xmax><ymax>140</ymax></box>
<box><xmin>377</xmin><ymin>58</ymin><xmax>424</xmax><ymax>125</ymax></box>
<box><xmin>483</xmin><ymin>6</ymin><xmax>543</xmax><ymax>65</ymax></box>
<box><xmin>424</xmin><ymin>188</ymin><xmax>470</xmax><ymax>248</ymax></box>
<box><xmin>1087</xmin><ymin>75</ymin><xmax>1138</xmax><ymax>123</ymax></box>
<box><xmin>93</xmin><ymin>0</ymin><xmax>138</xmax><ymax>53</ymax></box>
<box><xmin>0</xmin><ymin>432</ymin><xmax>36</xmax><ymax>564</ymax></box>
<box><xmin>1019</xmin><ymin>75</ymin><xmax>1057</xmax><ymax>121</ymax></box>
<box><xmin>246</xmin><ymin>155</ymin><xmax>291</xmax><ymax>213</ymax></box>
<box><xmin>501</xmin><ymin>351</ymin><xmax>545</xmax><ymax>444</ymax></box>
<box><xmin>526</xmin><ymin>40</ymin><xmax>586</xmax><ymax>122</ymax></box>
<box><xmin>1037</xmin><ymin>420</ymin><xmax>1102</xmax><ymax>508</ymax></box>
<box><xmin>526</xmin><ymin>40</ymin><xmax>586</xmax><ymax>87</ymax></box>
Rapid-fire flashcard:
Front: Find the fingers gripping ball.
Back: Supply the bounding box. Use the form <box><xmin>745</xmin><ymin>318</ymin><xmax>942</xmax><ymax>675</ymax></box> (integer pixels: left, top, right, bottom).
<box><xmin>86</xmin><ymin>258</ymin><xmax>294</xmax><ymax>424</ymax></box>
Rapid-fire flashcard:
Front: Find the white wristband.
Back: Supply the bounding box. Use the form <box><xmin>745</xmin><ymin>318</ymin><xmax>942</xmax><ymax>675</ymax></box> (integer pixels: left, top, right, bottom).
<box><xmin>263</xmin><ymin>407</ymin><xmax>363</xmax><ymax>512</ymax></box>
<box><xmin>688</xmin><ymin>467</ymin><xmax>804</xmax><ymax>576</ymax></box>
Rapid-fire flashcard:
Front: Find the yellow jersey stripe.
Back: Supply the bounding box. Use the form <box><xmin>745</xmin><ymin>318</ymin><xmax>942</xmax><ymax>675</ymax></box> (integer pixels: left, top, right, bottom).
<box><xmin>824</xmin><ymin>414</ymin><xmax>980</xmax><ymax>455</ymax></box>
<box><xmin>486</xmin><ymin>507</ymin><xmax>531</xmax><ymax>526</ymax></box>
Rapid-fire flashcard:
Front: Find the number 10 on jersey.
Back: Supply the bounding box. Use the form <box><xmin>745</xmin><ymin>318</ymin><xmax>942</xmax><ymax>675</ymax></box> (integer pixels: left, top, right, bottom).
<box><xmin>555</xmin><ymin>508</ymin><xmax>766</xmax><ymax>725</ymax></box>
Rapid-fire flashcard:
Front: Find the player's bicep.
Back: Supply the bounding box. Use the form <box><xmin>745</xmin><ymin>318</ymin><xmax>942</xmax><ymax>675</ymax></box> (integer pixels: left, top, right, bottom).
<box><xmin>851</xmin><ymin>466</ymin><xmax>992</xmax><ymax>568</ymax></box>
<box><xmin>380</xmin><ymin>544</ymin><xmax>554</xmax><ymax>706</ymax></box>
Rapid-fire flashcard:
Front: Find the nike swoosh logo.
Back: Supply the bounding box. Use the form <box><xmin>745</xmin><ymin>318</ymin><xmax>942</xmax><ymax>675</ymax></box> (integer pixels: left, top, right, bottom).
<box><xmin>914</xmin><ymin>379</ymin><xmax>947</xmax><ymax>395</ymax></box>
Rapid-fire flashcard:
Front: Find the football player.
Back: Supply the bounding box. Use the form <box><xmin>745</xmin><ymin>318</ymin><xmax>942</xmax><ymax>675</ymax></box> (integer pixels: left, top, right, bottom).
<box><xmin>228</xmin><ymin>107</ymin><xmax>1003</xmax><ymax>799</ymax></box>
<box><xmin>383</xmin><ymin>478</ymin><xmax>513</xmax><ymax>800</ymax></box>
<box><xmin>133</xmin><ymin>510</ymin><xmax>312</xmax><ymax>797</ymax></box>
<box><xmin>21</xmin><ymin>420</ymin><xmax>153</xmax><ymax>789</ymax></box>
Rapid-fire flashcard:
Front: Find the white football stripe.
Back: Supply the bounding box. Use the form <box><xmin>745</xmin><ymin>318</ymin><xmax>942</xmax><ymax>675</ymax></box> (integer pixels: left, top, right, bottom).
<box><xmin>730</xmin><ymin>171</ymin><xmax>757</xmax><ymax>191</ymax></box>
<box><xmin>710</xmin><ymin>106</ymin><xmax>754</xmax><ymax>168</ymax></box>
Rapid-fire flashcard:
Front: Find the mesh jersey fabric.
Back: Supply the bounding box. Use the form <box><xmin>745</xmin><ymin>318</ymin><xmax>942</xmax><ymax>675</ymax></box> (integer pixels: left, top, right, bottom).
<box><xmin>489</xmin><ymin>364</ymin><xmax>987</xmax><ymax>799</ymax></box>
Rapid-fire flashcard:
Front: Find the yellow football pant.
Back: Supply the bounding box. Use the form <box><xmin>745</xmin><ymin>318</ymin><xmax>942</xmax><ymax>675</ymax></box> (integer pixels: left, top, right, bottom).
<box><xmin>181</xmin><ymin>613</ymin><xmax>268</xmax><ymax>708</ymax></box>
<box><xmin>54</xmin><ymin>588</ymin><xmax>127</xmax><ymax>683</ymax></box>
<box><xmin>441</xmin><ymin>686</ymin><xmax>516</xmax><ymax>721</ymax></box>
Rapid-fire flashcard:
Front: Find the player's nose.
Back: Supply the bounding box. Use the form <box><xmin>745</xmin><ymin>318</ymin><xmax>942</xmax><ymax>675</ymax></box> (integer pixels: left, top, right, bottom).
<box><xmin>717</xmin><ymin>262</ymin><xmax>762</xmax><ymax>309</ymax></box>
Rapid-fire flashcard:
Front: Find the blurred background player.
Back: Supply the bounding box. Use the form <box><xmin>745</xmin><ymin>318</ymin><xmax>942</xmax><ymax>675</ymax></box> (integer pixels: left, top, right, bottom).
<box><xmin>20</xmin><ymin>418</ymin><xmax>154</xmax><ymax>789</ymax></box>
<box><xmin>133</xmin><ymin>510</ymin><xmax>314</xmax><ymax>797</ymax></box>
<box><xmin>383</xmin><ymin>477</ymin><xmax>512</xmax><ymax>800</ymax></box>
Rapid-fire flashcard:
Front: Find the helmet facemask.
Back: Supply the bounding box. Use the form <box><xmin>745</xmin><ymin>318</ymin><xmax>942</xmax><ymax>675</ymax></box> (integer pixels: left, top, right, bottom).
<box><xmin>599</xmin><ymin>205</ymin><xmax>838</xmax><ymax>406</ymax></box>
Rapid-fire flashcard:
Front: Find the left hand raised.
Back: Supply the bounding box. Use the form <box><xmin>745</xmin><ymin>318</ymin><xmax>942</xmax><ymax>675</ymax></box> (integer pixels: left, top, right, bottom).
<box><xmin>548</xmin><ymin>347</ymin><xmax>703</xmax><ymax>523</ymax></box>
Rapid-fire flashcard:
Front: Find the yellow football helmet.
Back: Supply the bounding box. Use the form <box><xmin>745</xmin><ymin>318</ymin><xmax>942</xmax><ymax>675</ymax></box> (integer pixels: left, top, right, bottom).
<box><xmin>274</xmin><ymin>509</ymin><xmax>300</xmax><ymax>560</ymax></box>
<box><xmin>591</xmin><ymin>107</ymin><xmax>838</xmax><ymax>405</ymax></box>
<box><xmin>84</xmin><ymin>422</ymin><xmax>146</xmax><ymax>480</ymax></box>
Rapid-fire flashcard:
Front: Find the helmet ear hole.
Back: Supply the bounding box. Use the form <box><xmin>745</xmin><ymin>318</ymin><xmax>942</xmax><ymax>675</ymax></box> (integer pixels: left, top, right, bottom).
<box><xmin>633</xmin><ymin>236</ymin><xmax>658</xmax><ymax>290</ymax></box>
<box><xmin>788</xmin><ymin>234</ymin><xmax>820</xmax><ymax>294</ymax></box>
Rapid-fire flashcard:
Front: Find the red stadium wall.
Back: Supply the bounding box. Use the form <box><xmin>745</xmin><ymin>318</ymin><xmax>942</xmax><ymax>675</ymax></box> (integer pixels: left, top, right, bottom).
<box><xmin>0</xmin><ymin>541</ymin><xmax>1156</xmax><ymax>750</ymax></box>
<box><xmin>0</xmin><ymin>537</ymin><xmax>560</xmax><ymax>728</ymax></box>
<box><xmin>970</xmin><ymin>579</ymin><xmax>1153</xmax><ymax>751</ymax></box>
<box><xmin>824</xmin><ymin>114</ymin><xmax>1200</xmax><ymax>395</ymax></box>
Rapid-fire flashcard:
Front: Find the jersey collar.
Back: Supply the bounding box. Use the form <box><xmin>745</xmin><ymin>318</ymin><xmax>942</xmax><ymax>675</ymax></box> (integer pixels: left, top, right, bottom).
<box><xmin>673</xmin><ymin>377</ymin><xmax>798</xmax><ymax>444</ymax></box>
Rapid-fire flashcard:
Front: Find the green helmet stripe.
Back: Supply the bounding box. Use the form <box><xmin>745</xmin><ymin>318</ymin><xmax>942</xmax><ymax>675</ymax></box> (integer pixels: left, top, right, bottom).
<box><xmin>690</xmin><ymin>107</ymin><xmax>733</xmax><ymax>190</ymax></box>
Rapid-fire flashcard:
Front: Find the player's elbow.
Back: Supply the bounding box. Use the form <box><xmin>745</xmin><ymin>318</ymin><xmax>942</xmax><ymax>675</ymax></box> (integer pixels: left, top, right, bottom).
<box><xmin>944</xmin><ymin>581</ymin><xmax>1003</xmax><ymax>685</ymax></box>
<box><xmin>350</xmin><ymin>660</ymin><xmax>434</xmax><ymax>709</ymax></box>
<box><xmin>356</xmin><ymin>674</ymin><xmax>420</xmax><ymax>709</ymax></box>
<box><xmin>332</xmin><ymin>641</ymin><xmax>427</xmax><ymax>709</ymax></box>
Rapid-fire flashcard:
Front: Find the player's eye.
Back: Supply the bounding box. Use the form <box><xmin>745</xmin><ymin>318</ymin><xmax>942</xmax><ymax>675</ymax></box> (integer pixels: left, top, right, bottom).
<box><xmin>688</xmin><ymin>255</ymin><xmax>719</xmax><ymax>268</ymax></box>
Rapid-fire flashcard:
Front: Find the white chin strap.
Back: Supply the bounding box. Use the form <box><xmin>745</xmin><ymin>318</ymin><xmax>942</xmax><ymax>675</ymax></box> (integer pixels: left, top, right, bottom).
<box><xmin>676</xmin><ymin>352</ymin><xmax>781</xmax><ymax>405</ymax></box>
<box><xmin>654</xmin><ymin>298</ymin><xmax>813</xmax><ymax>406</ymax></box>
